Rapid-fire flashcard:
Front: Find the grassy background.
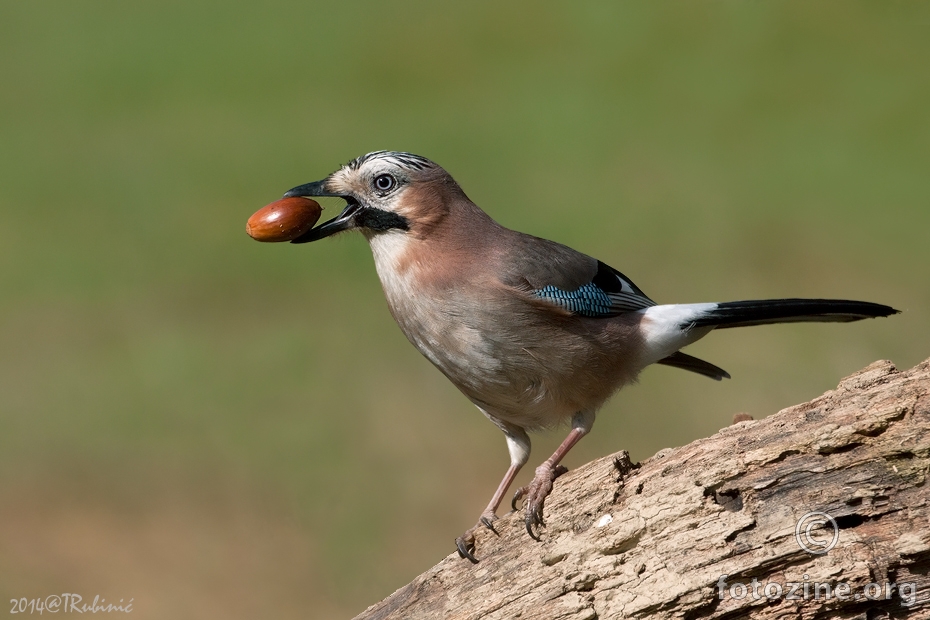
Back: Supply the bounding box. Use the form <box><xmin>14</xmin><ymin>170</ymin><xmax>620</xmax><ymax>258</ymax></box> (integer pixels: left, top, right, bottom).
<box><xmin>1</xmin><ymin>1</ymin><xmax>927</xmax><ymax>617</ymax></box>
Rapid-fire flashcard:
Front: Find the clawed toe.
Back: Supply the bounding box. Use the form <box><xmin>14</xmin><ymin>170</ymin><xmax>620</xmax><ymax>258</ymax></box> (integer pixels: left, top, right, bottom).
<box><xmin>455</xmin><ymin>532</ymin><xmax>479</xmax><ymax>563</ymax></box>
<box><xmin>457</xmin><ymin>462</ymin><xmax>571</xmax><ymax>561</ymax></box>
<box><xmin>525</xmin><ymin>502</ymin><xmax>544</xmax><ymax>540</ymax></box>
<box><xmin>456</xmin><ymin>512</ymin><xmax>500</xmax><ymax>563</ymax></box>
<box><xmin>521</xmin><ymin>463</ymin><xmax>569</xmax><ymax>541</ymax></box>
<box><xmin>511</xmin><ymin>486</ymin><xmax>528</xmax><ymax>512</ymax></box>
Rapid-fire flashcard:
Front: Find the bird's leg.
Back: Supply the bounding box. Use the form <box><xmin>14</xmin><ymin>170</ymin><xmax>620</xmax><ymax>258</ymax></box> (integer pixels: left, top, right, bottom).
<box><xmin>455</xmin><ymin>462</ymin><xmax>522</xmax><ymax>563</ymax></box>
<box><xmin>514</xmin><ymin>410</ymin><xmax>595</xmax><ymax>541</ymax></box>
<box><xmin>455</xmin><ymin>427</ymin><xmax>530</xmax><ymax>563</ymax></box>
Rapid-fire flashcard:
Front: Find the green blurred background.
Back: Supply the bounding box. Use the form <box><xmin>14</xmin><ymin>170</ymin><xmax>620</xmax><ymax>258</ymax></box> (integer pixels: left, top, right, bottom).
<box><xmin>1</xmin><ymin>1</ymin><xmax>927</xmax><ymax>617</ymax></box>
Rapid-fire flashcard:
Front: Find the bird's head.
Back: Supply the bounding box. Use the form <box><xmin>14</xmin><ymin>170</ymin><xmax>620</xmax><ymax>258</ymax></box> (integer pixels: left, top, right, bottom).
<box><xmin>284</xmin><ymin>151</ymin><xmax>465</xmax><ymax>243</ymax></box>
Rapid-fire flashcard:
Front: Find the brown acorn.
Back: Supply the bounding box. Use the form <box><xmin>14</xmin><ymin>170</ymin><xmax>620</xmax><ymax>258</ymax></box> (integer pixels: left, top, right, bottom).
<box><xmin>246</xmin><ymin>197</ymin><xmax>322</xmax><ymax>242</ymax></box>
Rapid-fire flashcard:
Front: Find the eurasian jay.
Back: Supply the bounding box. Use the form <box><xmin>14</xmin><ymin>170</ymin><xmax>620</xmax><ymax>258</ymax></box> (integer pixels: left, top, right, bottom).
<box><xmin>281</xmin><ymin>151</ymin><xmax>898</xmax><ymax>563</ymax></box>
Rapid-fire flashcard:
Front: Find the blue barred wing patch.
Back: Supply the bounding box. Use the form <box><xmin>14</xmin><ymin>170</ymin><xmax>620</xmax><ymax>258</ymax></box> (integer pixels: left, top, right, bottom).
<box><xmin>533</xmin><ymin>261</ymin><xmax>656</xmax><ymax>317</ymax></box>
<box><xmin>532</xmin><ymin>262</ymin><xmax>655</xmax><ymax>317</ymax></box>
<box><xmin>534</xmin><ymin>283</ymin><xmax>615</xmax><ymax>317</ymax></box>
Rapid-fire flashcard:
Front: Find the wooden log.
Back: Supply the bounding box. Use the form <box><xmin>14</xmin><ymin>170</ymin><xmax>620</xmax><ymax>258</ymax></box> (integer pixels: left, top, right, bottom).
<box><xmin>356</xmin><ymin>358</ymin><xmax>930</xmax><ymax>619</ymax></box>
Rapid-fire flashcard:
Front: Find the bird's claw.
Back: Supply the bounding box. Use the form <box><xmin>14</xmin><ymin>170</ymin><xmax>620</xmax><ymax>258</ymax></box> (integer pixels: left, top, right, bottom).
<box><xmin>525</xmin><ymin>504</ymin><xmax>544</xmax><ymax>540</ymax></box>
<box><xmin>457</xmin><ymin>462</ymin><xmax>569</xmax><ymax>560</ymax></box>
<box><xmin>511</xmin><ymin>486</ymin><xmax>527</xmax><ymax>512</ymax></box>
<box><xmin>479</xmin><ymin>514</ymin><xmax>499</xmax><ymax>536</ymax></box>
<box><xmin>521</xmin><ymin>463</ymin><xmax>568</xmax><ymax>541</ymax></box>
<box><xmin>455</xmin><ymin>512</ymin><xmax>500</xmax><ymax>563</ymax></box>
<box><xmin>455</xmin><ymin>533</ymin><xmax>479</xmax><ymax>564</ymax></box>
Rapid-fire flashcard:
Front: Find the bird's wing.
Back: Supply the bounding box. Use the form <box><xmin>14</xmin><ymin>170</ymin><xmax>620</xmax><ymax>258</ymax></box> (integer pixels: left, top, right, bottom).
<box><xmin>532</xmin><ymin>260</ymin><xmax>656</xmax><ymax>316</ymax></box>
<box><xmin>501</xmin><ymin>235</ymin><xmax>655</xmax><ymax>317</ymax></box>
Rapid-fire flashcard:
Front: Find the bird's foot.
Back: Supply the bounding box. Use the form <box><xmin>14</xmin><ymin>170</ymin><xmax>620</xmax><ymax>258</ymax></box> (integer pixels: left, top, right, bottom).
<box><xmin>455</xmin><ymin>511</ymin><xmax>499</xmax><ymax>563</ymax></box>
<box><xmin>512</xmin><ymin>462</ymin><xmax>568</xmax><ymax>541</ymax></box>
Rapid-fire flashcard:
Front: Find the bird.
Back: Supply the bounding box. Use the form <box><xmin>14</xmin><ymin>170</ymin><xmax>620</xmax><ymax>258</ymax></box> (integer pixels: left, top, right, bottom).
<box><xmin>280</xmin><ymin>150</ymin><xmax>898</xmax><ymax>563</ymax></box>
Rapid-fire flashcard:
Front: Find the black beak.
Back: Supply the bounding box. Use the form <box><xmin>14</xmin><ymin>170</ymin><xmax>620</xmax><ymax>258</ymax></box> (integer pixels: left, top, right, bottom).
<box><xmin>283</xmin><ymin>180</ymin><xmax>360</xmax><ymax>244</ymax></box>
<box><xmin>283</xmin><ymin>180</ymin><xmax>345</xmax><ymax>199</ymax></box>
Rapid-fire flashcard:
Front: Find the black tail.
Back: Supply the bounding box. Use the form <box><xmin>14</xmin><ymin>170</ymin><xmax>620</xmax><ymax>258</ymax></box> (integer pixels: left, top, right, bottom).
<box><xmin>657</xmin><ymin>351</ymin><xmax>731</xmax><ymax>381</ymax></box>
<box><xmin>686</xmin><ymin>299</ymin><xmax>899</xmax><ymax>330</ymax></box>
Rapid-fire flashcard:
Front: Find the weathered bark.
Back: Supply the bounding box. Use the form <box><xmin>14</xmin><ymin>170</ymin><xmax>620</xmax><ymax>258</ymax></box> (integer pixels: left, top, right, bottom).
<box><xmin>356</xmin><ymin>358</ymin><xmax>930</xmax><ymax>619</ymax></box>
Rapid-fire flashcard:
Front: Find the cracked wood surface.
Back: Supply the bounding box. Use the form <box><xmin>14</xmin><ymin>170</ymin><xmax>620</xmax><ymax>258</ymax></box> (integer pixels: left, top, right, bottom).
<box><xmin>355</xmin><ymin>359</ymin><xmax>930</xmax><ymax>619</ymax></box>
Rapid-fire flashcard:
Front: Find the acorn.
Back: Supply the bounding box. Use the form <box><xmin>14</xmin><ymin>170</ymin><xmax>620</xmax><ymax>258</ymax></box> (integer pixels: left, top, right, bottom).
<box><xmin>246</xmin><ymin>197</ymin><xmax>322</xmax><ymax>242</ymax></box>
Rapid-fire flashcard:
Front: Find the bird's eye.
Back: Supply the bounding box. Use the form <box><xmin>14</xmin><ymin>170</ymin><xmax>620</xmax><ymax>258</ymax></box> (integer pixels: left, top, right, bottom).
<box><xmin>374</xmin><ymin>174</ymin><xmax>396</xmax><ymax>192</ymax></box>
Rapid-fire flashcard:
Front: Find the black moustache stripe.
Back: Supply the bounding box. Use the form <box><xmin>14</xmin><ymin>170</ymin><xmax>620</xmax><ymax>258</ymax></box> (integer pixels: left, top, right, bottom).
<box><xmin>356</xmin><ymin>208</ymin><xmax>410</xmax><ymax>232</ymax></box>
